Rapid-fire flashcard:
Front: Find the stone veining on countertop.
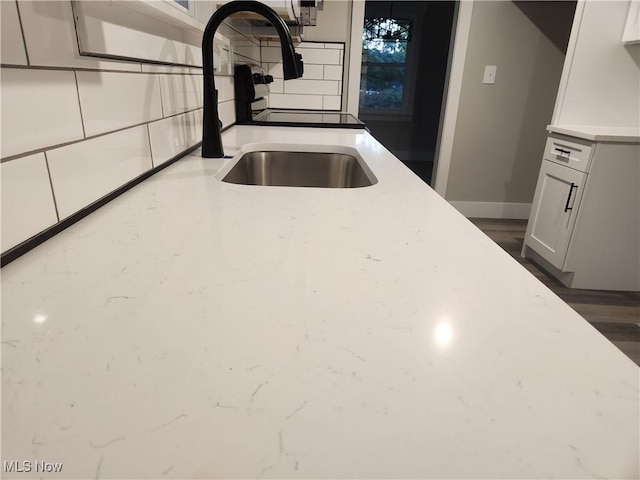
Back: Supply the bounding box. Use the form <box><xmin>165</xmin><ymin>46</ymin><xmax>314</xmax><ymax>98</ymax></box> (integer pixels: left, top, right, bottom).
<box><xmin>1</xmin><ymin>125</ymin><xmax>638</xmax><ymax>479</ymax></box>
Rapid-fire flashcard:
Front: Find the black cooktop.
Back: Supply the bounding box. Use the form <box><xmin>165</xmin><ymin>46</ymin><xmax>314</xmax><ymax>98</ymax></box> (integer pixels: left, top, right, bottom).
<box><xmin>244</xmin><ymin>109</ymin><xmax>366</xmax><ymax>129</ymax></box>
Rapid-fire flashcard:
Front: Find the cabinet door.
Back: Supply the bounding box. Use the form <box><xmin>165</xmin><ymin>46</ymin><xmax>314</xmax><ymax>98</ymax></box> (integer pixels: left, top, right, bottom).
<box><xmin>525</xmin><ymin>160</ymin><xmax>587</xmax><ymax>270</ymax></box>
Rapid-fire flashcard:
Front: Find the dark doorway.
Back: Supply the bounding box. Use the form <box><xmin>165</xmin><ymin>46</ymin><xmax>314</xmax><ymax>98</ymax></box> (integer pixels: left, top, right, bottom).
<box><xmin>359</xmin><ymin>1</ymin><xmax>456</xmax><ymax>186</ymax></box>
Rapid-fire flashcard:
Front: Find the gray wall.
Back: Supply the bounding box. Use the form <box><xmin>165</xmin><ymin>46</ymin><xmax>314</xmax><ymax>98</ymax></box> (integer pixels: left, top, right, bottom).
<box><xmin>445</xmin><ymin>1</ymin><xmax>574</xmax><ymax>204</ymax></box>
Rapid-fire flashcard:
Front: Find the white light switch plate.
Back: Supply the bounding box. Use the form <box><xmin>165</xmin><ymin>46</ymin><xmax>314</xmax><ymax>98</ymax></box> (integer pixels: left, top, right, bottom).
<box><xmin>483</xmin><ymin>65</ymin><xmax>497</xmax><ymax>84</ymax></box>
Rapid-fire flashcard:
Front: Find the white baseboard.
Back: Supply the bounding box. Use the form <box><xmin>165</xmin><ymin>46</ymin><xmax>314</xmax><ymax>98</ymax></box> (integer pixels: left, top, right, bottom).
<box><xmin>449</xmin><ymin>201</ymin><xmax>531</xmax><ymax>219</ymax></box>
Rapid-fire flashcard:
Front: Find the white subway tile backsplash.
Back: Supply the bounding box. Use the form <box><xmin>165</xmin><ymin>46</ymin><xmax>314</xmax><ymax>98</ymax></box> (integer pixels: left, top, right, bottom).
<box><xmin>322</xmin><ymin>96</ymin><xmax>342</xmax><ymax>111</ymax></box>
<box><xmin>234</xmin><ymin>44</ymin><xmax>261</xmax><ymax>63</ymax></box>
<box><xmin>193</xmin><ymin>108</ymin><xmax>203</xmax><ymax>139</ymax></box>
<box><xmin>185</xmin><ymin>45</ymin><xmax>202</xmax><ymax>67</ymax></box>
<box><xmin>261</xmin><ymin>42</ymin><xmax>344</xmax><ymax>111</ymax></box>
<box><xmin>267</xmin><ymin>62</ymin><xmax>283</xmax><ymax>79</ymax></box>
<box><xmin>233</xmin><ymin>53</ymin><xmax>250</xmax><ymax>65</ymax></box>
<box><xmin>217</xmin><ymin>75</ymin><xmax>234</xmax><ymax>103</ymax></box>
<box><xmin>148</xmin><ymin>111</ymin><xmax>200</xmax><ymax>167</ymax></box>
<box><xmin>269</xmin><ymin>78</ymin><xmax>284</xmax><ymax>94</ymax></box>
<box><xmin>141</xmin><ymin>65</ymin><xmax>190</xmax><ymax>74</ymax></box>
<box><xmin>284</xmin><ymin>79</ymin><xmax>340</xmax><ymax>96</ymax></box>
<box><xmin>298</xmin><ymin>48</ymin><xmax>341</xmax><ymax>65</ymax></box>
<box><xmin>46</xmin><ymin>126</ymin><xmax>153</xmax><ymax>219</ymax></box>
<box><xmin>261</xmin><ymin>46</ymin><xmax>283</xmax><ymax>64</ymax></box>
<box><xmin>296</xmin><ymin>42</ymin><xmax>325</xmax><ymax>49</ymax></box>
<box><xmin>1</xmin><ymin>153</ymin><xmax>58</xmax><ymax>251</ymax></box>
<box><xmin>1</xmin><ymin>1</ymin><xmax>28</xmax><ymax>65</ymax></box>
<box><xmin>77</xmin><ymin>72</ymin><xmax>163</xmax><ymax>137</ymax></box>
<box><xmin>160</xmin><ymin>74</ymin><xmax>203</xmax><ymax>116</ymax></box>
<box><xmin>324</xmin><ymin>65</ymin><xmax>343</xmax><ymax>81</ymax></box>
<box><xmin>0</xmin><ymin>68</ymin><xmax>84</xmax><ymax>159</ymax></box>
<box><xmin>301</xmin><ymin>64</ymin><xmax>324</xmax><ymax>80</ymax></box>
<box><xmin>0</xmin><ymin>5</ymin><xmax>246</xmax><ymax>252</ymax></box>
<box><xmin>218</xmin><ymin>101</ymin><xmax>235</xmax><ymax>129</ymax></box>
<box><xmin>18</xmin><ymin>1</ymin><xmax>141</xmax><ymax>71</ymax></box>
<box><xmin>216</xmin><ymin>21</ymin><xmax>258</xmax><ymax>47</ymax></box>
<box><xmin>269</xmin><ymin>94</ymin><xmax>323</xmax><ymax>110</ymax></box>
<box><xmin>266</xmin><ymin>63</ymin><xmax>342</xmax><ymax>80</ymax></box>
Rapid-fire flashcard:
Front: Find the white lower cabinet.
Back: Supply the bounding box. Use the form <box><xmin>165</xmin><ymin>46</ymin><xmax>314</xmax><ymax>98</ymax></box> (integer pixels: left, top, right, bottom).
<box><xmin>523</xmin><ymin>130</ymin><xmax>640</xmax><ymax>291</ymax></box>
<box><xmin>526</xmin><ymin>160</ymin><xmax>587</xmax><ymax>270</ymax></box>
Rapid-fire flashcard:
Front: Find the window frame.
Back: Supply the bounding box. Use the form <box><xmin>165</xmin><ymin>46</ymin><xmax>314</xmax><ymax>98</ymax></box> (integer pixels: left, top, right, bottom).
<box><xmin>358</xmin><ymin>18</ymin><xmax>420</xmax><ymax>116</ymax></box>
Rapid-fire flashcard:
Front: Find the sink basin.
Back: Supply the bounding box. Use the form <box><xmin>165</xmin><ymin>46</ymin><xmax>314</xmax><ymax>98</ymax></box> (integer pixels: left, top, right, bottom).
<box><xmin>220</xmin><ymin>150</ymin><xmax>377</xmax><ymax>188</ymax></box>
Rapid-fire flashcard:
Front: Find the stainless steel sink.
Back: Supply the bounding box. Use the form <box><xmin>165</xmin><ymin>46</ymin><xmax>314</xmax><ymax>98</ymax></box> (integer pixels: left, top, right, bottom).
<box><xmin>221</xmin><ymin>150</ymin><xmax>377</xmax><ymax>188</ymax></box>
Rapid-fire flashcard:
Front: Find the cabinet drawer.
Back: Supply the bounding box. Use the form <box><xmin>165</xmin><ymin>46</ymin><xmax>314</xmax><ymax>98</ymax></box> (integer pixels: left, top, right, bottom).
<box><xmin>543</xmin><ymin>134</ymin><xmax>594</xmax><ymax>172</ymax></box>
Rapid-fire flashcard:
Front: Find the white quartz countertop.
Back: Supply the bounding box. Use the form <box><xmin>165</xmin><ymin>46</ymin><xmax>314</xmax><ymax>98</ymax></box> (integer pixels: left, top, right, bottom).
<box><xmin>547</xmin><ymin>124</ymin><xmax>640</xmax><ymax>142</ymax></box>
<box><xmin>2</xmin><ymin>126</ymin><xmax>638</xmax><ymax>479</ymax></box>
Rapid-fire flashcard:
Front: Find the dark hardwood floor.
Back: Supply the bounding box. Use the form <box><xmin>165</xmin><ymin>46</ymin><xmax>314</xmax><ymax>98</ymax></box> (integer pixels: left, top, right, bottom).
<box><xmin>470</xmin><ymin>218</ymin><xmax>640</xmax><ymax>366</ymax></box>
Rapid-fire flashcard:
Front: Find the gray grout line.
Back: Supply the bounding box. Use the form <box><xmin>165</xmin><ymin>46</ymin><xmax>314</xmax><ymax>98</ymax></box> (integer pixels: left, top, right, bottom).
<box><xmin>43</xmin><ymin>152</ymin><xmax>61</xmax><ymax>222</ymax></box>
<box><xmin>0</xmin><ymin>107</ymin><xmax>204</xmax><ymax>164</ymax></box>
<box><xmin>0</xmin><ymin>63</ymin><xmax>204</xmax><ymax>76</ymax></box>
<box><xmin>158</xmin><ymin>76</ymin><xmax>167</xmax><ymax>118</ymax></box>
<box><xmin>14</xmin><ymin>0</ymin><xmax>30</xmax><ymax>66</ymax></box>
<box><xmin>146</xmin><ymin>124</ymin><xmax>155</xmax><ymax>168</ymax></box>
<box><xmin>73</xmin><ymin>71</ymin><xmax>87</xmax><ymax>138</ymax></box>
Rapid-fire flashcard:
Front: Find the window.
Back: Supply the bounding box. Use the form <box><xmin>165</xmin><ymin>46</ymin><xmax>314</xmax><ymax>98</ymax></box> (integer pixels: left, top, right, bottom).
<box><xmin>359</xmin><ymin>18</ymin><xmax>413</xmax><ymax>112</ymax></box>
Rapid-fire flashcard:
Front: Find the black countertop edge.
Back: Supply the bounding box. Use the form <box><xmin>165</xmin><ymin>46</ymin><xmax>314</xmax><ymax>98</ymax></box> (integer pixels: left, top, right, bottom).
<box><xmin>1</xmin><ymin>144</ymin><xmax>201</xmax><ymax>268</ymax></box>
<box><xmin>235</xmin><ymin>120</ymin><xmax>367</xmax><ymax>130</ymax></box>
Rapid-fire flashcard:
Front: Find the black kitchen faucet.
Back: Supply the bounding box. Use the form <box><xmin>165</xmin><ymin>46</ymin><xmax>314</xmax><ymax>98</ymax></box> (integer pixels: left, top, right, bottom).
<box><xmin>201</xmin><ymin>0</ymin><xmax>304</xmax><ymax>157</ymax></box>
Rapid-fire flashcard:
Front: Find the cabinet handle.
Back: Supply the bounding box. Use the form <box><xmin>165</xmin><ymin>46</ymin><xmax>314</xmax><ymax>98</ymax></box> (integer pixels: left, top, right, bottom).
<box><xmin>554</xmin><ymin>147</ymin><xmax>571</xmax><ymax>157</ymax></box>
<box><xmin>564</xmin><ymin>183</ymin><xmax>577</xmax><ymax>212</ymax></box>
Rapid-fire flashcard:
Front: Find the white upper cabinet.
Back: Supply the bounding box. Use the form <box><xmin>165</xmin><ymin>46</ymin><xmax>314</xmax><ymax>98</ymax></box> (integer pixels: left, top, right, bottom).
<box><xmin>552</xmin><ymin>0</ymin><xmax>640</xmax><ymax>128</ymax></box>
<box><xmin>72</xmin><ymin>0</ymin><xmax>212</xmax><ymax>66</ymax></box>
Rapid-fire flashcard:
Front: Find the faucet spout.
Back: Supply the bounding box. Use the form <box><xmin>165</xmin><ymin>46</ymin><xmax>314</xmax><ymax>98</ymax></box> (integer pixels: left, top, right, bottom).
<box><xmin>201</xmin><ymin>1</ymin><xmax>304</xmax><ymax>158</ymax></box>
